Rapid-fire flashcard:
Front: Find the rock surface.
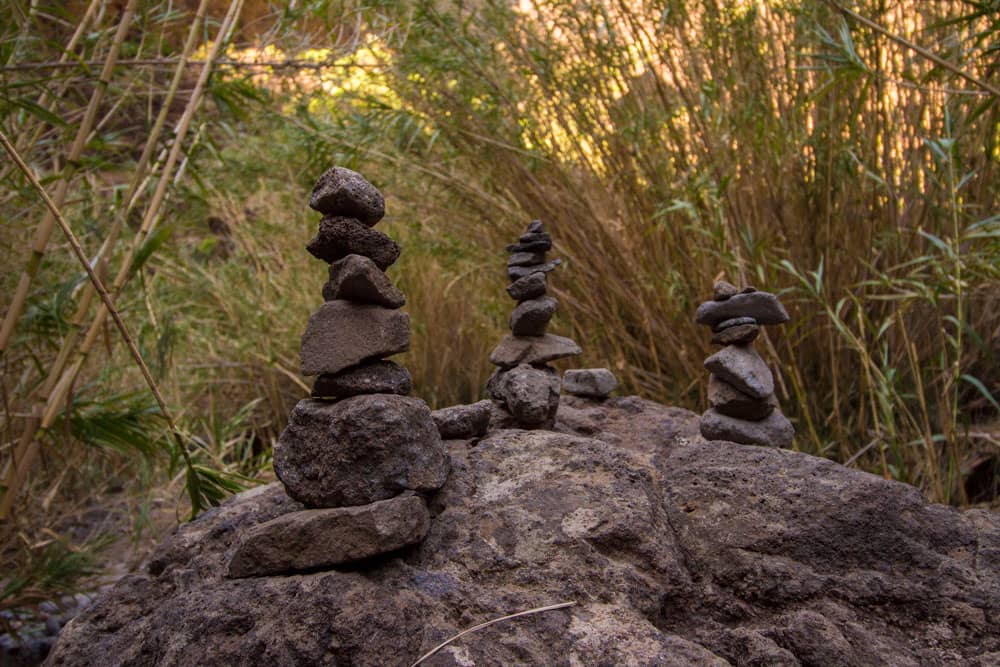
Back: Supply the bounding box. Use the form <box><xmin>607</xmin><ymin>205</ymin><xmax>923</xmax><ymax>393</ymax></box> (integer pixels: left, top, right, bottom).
<box><xmin>300</xmin><ymin>301</ymin><xmax>409</xmax><ymax>376</ymax></box>
<box><xmin>46</xmin><ymin>397</ymin><xmax>1000</xmax><ymax>666</ymax></box>
<box><xmin>489</xmin><ymin>334</ymin><xmax>581</xmax><ymax>368</ymax></box>
<box><xmin>711</xmin><ymin>323</ymin><xmax>760</xmax><ymax>346</ymax></box>
<box><xmin>704</xmin><ymin>344</ymin><xmax>774</xmax><ymax>400</ymax></box>
<box><xmin>431</xmin><ymin>400</ymin><xmax>492</xmax><ymax>440</ymax></box>
<box><xmin>273</xmin><ymin>396</ymin><xmax>449</xmax><ymax>507</ymax></box>
<box><xmin>306</xmin><ymin>216</ymin><xmax>401</xmax><ymax>269</ymax></box>
<box><xmin>562</xmin><ymin>368</ymin><xmax>618</xmax><ymax>398</ymax></box>
<box><xmin>490</xmin><ymin>364</ymin><xmax>560</xmax><ymax>426</ymax></box>
<box><xmin>506</xmin><ymin>271</ymin><xmax>547</xmax><ymax>301</ymax></box>
<box><xmin>700</xmin><ymin>407</ymin><xmax>794</xmax><ymax>448</ymax></box>
<box><xmin>707</xmin><ymin>374</ymin><xmax>775</xmax><ymax>420</ymax></box>
<box><xmin>227</xmin><ymin>495</ymin><xmax>430</xmax><ymax>578</ymax></box>
<box><xmin>509</xmin><ymin>296</ymin><xmax>557</xmax><ymax>336</ymax></box>
<box><xmin>309</xmin><ymin>166</ymin><xmax>385</xmax><ymax>225</ymax></box>
<box><xmin>311</xmin><ymin>361</ymin><xmax>412</xmax><ymax>399</ymax></box>
<box><xmin>695</xmin><ymin>291</ymin><xmax>790</xmax><ymax>327</ymax></box>
<box><xmin>507</xmin><ymin>258</ymin><xmax>562</xmax><ymax>281</ymax></box>
<box><xmin>322</xmin><ymin>254</ymin><xmax>405</xmax><ymax>308</ymax></box>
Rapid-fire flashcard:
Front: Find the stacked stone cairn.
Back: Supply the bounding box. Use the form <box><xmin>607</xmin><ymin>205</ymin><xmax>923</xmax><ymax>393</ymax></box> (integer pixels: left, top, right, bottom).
<box><xmin>696</xmin><ymin>281</ymin><xmax>794</xmax><ymax>448</ymax></box>
<box><xmin>227</xmin><ymin>167</ymin><xmax>449</xmax><ymax>578</ymax></box>
<box><xmin>486</xmin><ymin>220</ymin><xmax>581</xmax><ymax>428</ymax></box>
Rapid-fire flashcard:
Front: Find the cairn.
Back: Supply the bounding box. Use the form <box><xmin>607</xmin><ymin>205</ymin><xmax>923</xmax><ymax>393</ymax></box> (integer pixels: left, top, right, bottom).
<box><xmin>695</xmin><ymin>281</ymin><xmax>794</xmax><ymax>448</ymax></box>
<box><xmin>486</xmin><ymin>220</ymin><xmax>581</xmax><ymax>428</ymax></box>
<box><xmin>227</xmin><ymin>167</ymin><xmax>449</xmax><ymax>578</ymax></box>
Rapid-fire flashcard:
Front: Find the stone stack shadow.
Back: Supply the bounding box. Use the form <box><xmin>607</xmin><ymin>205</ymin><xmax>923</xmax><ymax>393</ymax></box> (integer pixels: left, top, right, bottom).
<box><xmin>696</xmin><ymin>281</ymin><xmax>794</xmax><ymax>448</ymax></box>
<box><xmin>486</xmin><ymin>221</ymin><xmax>581</xmax><ymax>428</ymax></box>
<box><xmin>226</xmin><ymin>167</ymin><xmax>449</xmax><ymax>578</ymax></box>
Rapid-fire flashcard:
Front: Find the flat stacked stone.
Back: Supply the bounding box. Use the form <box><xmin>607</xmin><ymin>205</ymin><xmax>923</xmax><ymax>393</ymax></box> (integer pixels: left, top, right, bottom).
<box><xmin>696</xmin><ymin>281</ymin><xmax>794</xmax><ymax>448</ymax></box>
<box><xmin>228</xmin><ymin>166</ymin><xmax>448</xmax><ymax>578</ymax></box>
<box><xmin>487</xmin><ymin>221</ymin><xmax>580</xmax><ymax>428</ymax></box>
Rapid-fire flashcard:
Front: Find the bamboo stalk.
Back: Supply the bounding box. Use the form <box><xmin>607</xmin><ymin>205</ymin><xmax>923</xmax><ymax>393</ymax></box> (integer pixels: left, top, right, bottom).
<box><xmin>0</xmin><ymin>0</ymin><xmax>139</xmax><ymax>356</ymax></box>
<box><xmin>0</xmin><ymin>130</ymin><xmax>192</xmax><ymax>520</ymax></box>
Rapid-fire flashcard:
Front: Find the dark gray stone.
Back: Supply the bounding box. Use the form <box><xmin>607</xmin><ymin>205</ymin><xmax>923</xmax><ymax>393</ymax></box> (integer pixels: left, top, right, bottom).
<box><xmin>700</xmin><ymin>407</ymin><xmax>794</xmax><ymax>448</ymax></box>
<box><xmin>322</xmin><ymin>254</ymin><xmax>405</xmax><ymax>308</ymax></box>
<box><xmin>712</xmin><ymin>316</ymin><xmax>757</xmax><ymax>332</ymax></box>
<box><xmin>311</xmin><ymin>361</ymin><xmax>412</xmax><ymax>399</ymax></box>
<box><xmin>508</xmin><ymin>258</ymin><xmax>561</xmax><ymax>281</ymax></box>
<box><xmin>489</xmin><ymin>334</ymin><xmax>581</xmax><ymax>368</ymax></box>
<box><xmin>307</xmin><ymin>216</ymin><xmax>401</xmax><ymax>269</ymax></box>
<box><xmin>507</xmin><ymin>251</ymin><xmax>546</xmax><ymax>267</ymax></box>
<box><xmin>491</xmin><ymin>364</ymin><xmax>560</xmax><ymax>426</ymax></box>
<box><xmin>431</xmin><ymin>400</ymin><xmax>492</xmax><ymax>439</ymax></box>
<box><xmin>509</xmin><ymin>296</ymin><xmax>557</xmax><ymax>336</ymax></box>
<box><xmin>707</xmin><ymin>374</ymin><xmax>775</xmax><ymax>420</ymax></box>
<box><xmin>506</xmin><ymin>238</ymin><xmax>552</xmax><ymax>253</ymax></box>
<box><xmin>300</xmin><ymin>301</ymin><xmax>409</xmax><ymax>376</ymax></box>
<box><xmin>507</xmin><ymin>272</ymin><xmax>547</xmax><ymax>301</ymax></box>
<box><xmin>704</xmin><ymin>344</ymin><xmax>774</xmax><ymax>400</ymax></box>
<box><xmin>563</xmin><ymin>368</ymin><xmax>618</xmax><ymax>398</ymax></box>
<box><xmin>695</xmin><ymin>291</ymin><xmax>789</xmax><ymax>327</ymax></box>
<box><xmin>711</xmin><ymin>323</ymin><xmax>760</xmax><ymax>346</ymax></box>
<box><xmin>309</xmin><ymin>166</ymin><xmax>385</xmax><ymax>225</ymax></box>
<box><xmin>273</xmin><ymin>396</ymin><xmax>449</xmax><ymax>508</ymax></box>
<box><xmin>227</xmin><ymin>495</ymin><xmax>429</xmax><ymax>578</ymax></box>
<box><xmin>526</xmin><ymin>219</ymin><xmax>544</xmax><ymax>233</ymax></box>
<box><xmin>713</xmin><ymin>281</ymin><xmax>739</xmax><ymax>301</ymax></box>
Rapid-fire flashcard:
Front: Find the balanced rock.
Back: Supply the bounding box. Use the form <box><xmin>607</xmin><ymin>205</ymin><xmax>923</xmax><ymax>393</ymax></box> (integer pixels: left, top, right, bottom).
<box><xmin>300</xmin><ymin>301</ymin><xmax>409</xmax><ymax>376</ymax></box>
<box><xmin>506</xmin><ymin>238</ymin><xmax>552</xmax><ymax>253</ymax></box>
<box><xmin>707</xmin><ymin>374</ymin><xmax>775</xmax><ymax>420</ymax></box>
<box><xmin>563</xmin><ymin>368</ymin><xmax>618</xmax><ymax>399</ymax></box>
<box><xmin>700</xmin><ymin>407</ymin><xmax>794</xmax><ymax>448</ymax></box>
<box><xmin>508</xmin><ymin>258</ymin><xmax>561</xmax><ymax>281</ymax></box>
<box><xmin>704</xmin><ymin>344</ymin><xmax>774</xmax><ymax>400</ymax></box>
<box><xmin>507</xmin><ymin>272</ymin><xmax>547</xmax><ymax>301</ymax></box>
<box><xmin>490</xmin><ymin>364</ymin><xmax>560</xmax><ymax>426</ymax></box>
<box><xmin>508</xmin><ymin>251</ymin><xmax>546</xmax><ymax>267</ymax></box>
<box><xmin>274</xmin><ymin>395</ymin><xmax>449</xmax><ymax>508</ymax></box>
<box><xmin>307</xmin><ymin>216</ymin><xmax>401</xmax><ymax>269</ymax></box>
<box><xmin>431</xmin><ymin>400</ymin><xmax>492</xmax><ymax>440</ymax></box>
<box><xmin>322</xmin><ymin>254</ymin><xmax>405</xmax><ymax>308</ymax></box>
<box><xmin>309</xmin><ymin>166</ymin><xmax>385</xmax><ymax>225</ymax></box>
<box><xmin>489</xmin><ymin>334</ymin><xmax>581</xmax><ymax>369</ymax></box>
<box><xmin>713</xmin><ymin>281</ymin><xmax>739</xmax><ymax>301</ymax></box>
<box><xmin>311</xmin><ymin>361</ymin><xmax>411</xmax><ymax>400</ymax></box>
<box><xmin>509</xmin><ymin>296</ymin><xmax>557</xmax><ymax>336</ymax></box>
<box><xmin>695</xmin><ymin>291</ymin><xmax>789</xmax><ymax>327</ymax></box>
<box><xmin>712</xmin><ymin>316</ymin><xmax>756</xmax><ymax>331</ymax></box>
<box><xmin>711</xmin><ymin>323</ymin><xmax>760</xmax><ymax>346</ymax></box>
<box><xmin>227</xmin><ymin>495</ymin><xmax>429</xmax><ymax>578</ymax></box>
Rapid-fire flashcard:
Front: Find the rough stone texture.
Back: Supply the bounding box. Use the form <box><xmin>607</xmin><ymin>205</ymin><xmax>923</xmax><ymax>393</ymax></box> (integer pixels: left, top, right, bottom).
<box><xmin>704</xmin><ymin>344</ymin><xmax>774</xmax><ymax>400</ymax></box>
<box><xmin>707</xmin><ymin>374</ymin><xmax>775</xmax><ymax>420</ymax></box>
<box><xmin>506</xmin><ymin>238</ymin><xmax>552</xmax><ymax>253</ymax></box>
<box><xmin>431</xmin><ymin>400</ymin><xmax>492</xmax><ymax>440</ymax></box>
<box><xmin>311</xmin><ymin>361</ymin><xmax>411</xmax><ymax>400</ymax></box>
<box><xmin>695</xmin><ymin>291</ymin><xmax>790</xmax><ymax>327</ymax></box>
<box><xmin>700</xmin><ymin>407</ymin><xmax>794</xmax><ymax>448</ymax></box>
<box><xmin>507</xmin><ymin>272</ymin><xmax>547</xmax><ymax>301</ymax></box>
<box><xmin>490</xmin><ymin>334</ymin><xmax>581</xmax><ymax>368</ymax></box>
<box><xmin>227</xmin><ymin>495</ymin><xmax>429</xmax><ymax>578</ymax></box>
<box><xmin>509</xmin><ymin>296</ymin><xmax>557</xmax><ymax>336</ymax></box>
<box><xmin>300</xmin><ymin>301</ymin><xmax>409</xmax><ymax>376</ymax></box>
<box><xmin>711</xmin><ymin>323</ymin><xmax>760</xmax><ymax>346</ymax></box>
<box><xmin>508</xmin><ymin>258</ymin><xmax>561</xmax><ymax>281</ymax></box>
<box><xmin>713</xmin><ymin>281</ymin><xmax>739</xmax><ymax>301</ymax></box>
<box><xmin>309</xmin><ymin>166</ymin><xmax>385</xmax><ymax>225</ymax></box>
<box><xmin>712</xmin><ymin>316</ymin><xmax>757</xmax><ymax>332</ymax></box>
<box><xmin>507</xmin><ymin>251</ymin><xmax>546</xmax><ymax>267</ymax></box>
<box><xmin>273</xmin><ymin>396</ymin><xmax>449</xmax><ymax>507</ymax></box>
<box><xmin>306</xmin><ymin>216</ymin><xmax>401</xmax><ymax>269</ymax></box>
<box><xmin>322</xmin><ymin>254</ymin><xmax>405</xmax><ymax>308</ymax></box>
<box><xmin>490</xmin><ymin>364</ymin><xmax>560</xmax><ymax>426</ymax></box>
<box><xmin>48</xmin><ymin>397</ymin><xmax>1000</xmax><ymax>666</ymax></box>
<box><xmin>562</xmin><ymin>368</ymin><xmax>618</xmax><ymax>398</ymax></box>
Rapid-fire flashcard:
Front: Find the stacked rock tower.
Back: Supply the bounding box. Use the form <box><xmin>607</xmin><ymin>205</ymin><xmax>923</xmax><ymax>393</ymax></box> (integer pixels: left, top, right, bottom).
<box><xmin>227</xmin><ymin>167</ymin><xmax>449</xmax><ymax>578</ymax></box>
<box><xmin>487</xmin><ymin>220</ymin><xmax>581</xmax><ymax>428</ymax></box>
<box><xmin>696</xmin><ymin>281</ymin><xmax>794</xmax><ymax>448</ymax></box>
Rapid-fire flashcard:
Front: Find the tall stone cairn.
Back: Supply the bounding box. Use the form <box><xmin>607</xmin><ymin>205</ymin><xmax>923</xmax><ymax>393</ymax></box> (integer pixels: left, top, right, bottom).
<box><xmin>227</xmin><ymin>167</ymin><xmax>450</xmax><ymax>578</ymax></box>
<box><xmin>695</xmin><ymin>281</ymin><xmax>794</xmax><ymax>448</ymax></box>
<box><xmin>486</xmin><ymin>220</ymin><xmax>581</xmax><ymax>428</ymax></box>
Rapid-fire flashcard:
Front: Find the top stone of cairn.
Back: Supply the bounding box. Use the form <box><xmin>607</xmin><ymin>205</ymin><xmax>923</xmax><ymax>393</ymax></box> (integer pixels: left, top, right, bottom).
<box><xmin>309</xmin><ymin>166</ymin><xmax>386</xmax><ymax>226</ymax></box>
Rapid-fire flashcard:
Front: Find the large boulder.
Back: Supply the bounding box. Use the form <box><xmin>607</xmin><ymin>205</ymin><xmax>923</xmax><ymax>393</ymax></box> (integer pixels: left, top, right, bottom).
<box><xmin>273</xmin><ymin>396</ymin><xmax>449</xmax><ymax>507</ymax></box>
<box><xmin>46</xmin><ymin>397</ymin><xmax>1000</xmax><ymax>666</ymax></box>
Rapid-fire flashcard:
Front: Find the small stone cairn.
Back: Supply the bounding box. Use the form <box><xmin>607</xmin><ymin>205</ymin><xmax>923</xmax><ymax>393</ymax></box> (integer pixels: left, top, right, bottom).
<box><xmin>486</xmin><ymin>220</ymin><xmax>581</xmax><ymax>428</ymax></box>
<box><xmin>696</xmin><ymin>281</ymin><xmax>794</xmax><ymax>448</ymax></box>
<box><xmin>227</xmin><ymin>167</ymin><xmax>449</xmax><ymax>578</ymax></box>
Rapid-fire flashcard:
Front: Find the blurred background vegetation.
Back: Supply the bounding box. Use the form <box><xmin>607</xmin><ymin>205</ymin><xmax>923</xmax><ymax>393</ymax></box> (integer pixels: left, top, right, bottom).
<box><xmin>1</xmin><ymin>0</ymin><xmax>998</xmax><ymax>607</ymax></box>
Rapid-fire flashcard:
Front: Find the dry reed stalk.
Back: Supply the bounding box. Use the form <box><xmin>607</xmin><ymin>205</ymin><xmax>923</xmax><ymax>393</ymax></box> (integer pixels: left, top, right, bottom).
<box><xmin>0</xmin><ymin>0</ymin><xmax>138</xmax><ymax>356</ymax></box>
<box><xmin>0</xmin><ymin>130</ymin><xmax>190</xmax><ymax>520</ymax></box>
